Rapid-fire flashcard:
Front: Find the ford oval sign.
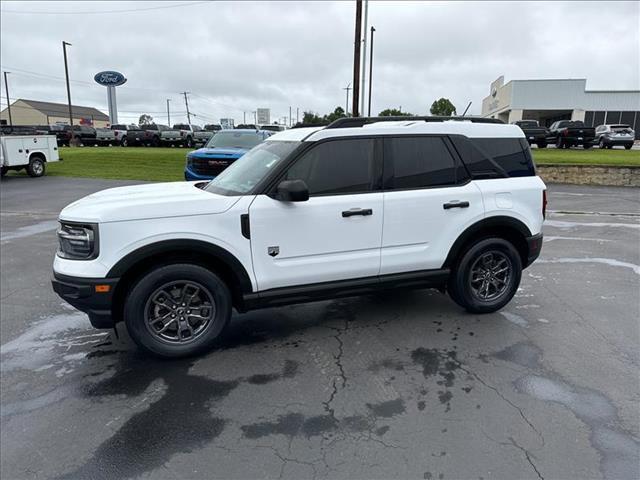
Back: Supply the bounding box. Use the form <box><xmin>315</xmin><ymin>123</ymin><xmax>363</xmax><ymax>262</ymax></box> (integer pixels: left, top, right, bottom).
<box><xmin>94</xmin><ymin>71</ymin><xmax>127</xmax><ymax>87</ymax></box>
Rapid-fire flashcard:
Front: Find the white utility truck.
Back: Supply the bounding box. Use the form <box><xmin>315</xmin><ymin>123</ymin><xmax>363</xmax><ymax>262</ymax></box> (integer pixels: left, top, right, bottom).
<box><xmin>0</xmin><ymin>134</ymin><xmax>60</xmax><ymax>177</ymax></box>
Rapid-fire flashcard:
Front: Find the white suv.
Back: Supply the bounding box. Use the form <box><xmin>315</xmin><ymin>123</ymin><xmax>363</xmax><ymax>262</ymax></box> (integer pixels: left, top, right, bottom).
<box><xmin>52</xmin><ymin>117</ymin><xmax>546</xmax><ymax>358</ymax></box>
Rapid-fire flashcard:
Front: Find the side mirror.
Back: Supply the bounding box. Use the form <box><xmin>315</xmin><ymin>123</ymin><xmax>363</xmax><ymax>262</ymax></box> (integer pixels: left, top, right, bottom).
<box><xmin>275</xmin><ymin>179</ymin><xmax>309</xmax><ymax>202</ymax></box>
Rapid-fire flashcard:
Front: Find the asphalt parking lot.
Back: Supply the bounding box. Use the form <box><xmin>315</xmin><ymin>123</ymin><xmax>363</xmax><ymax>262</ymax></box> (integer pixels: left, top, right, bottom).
<box><xmin>1</xmin><ymin>176</ymin><xmax>638</xmax><ymax>480</ymax></box>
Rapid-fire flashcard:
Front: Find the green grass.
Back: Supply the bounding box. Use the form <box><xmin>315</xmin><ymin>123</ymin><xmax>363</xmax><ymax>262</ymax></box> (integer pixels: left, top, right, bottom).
<box><xmin>5</xmin><ymin>145</ymin><xmax>639</xmax><ymax>182</ymax></box>
<box><xmin>533</xmin><ymin>147</ymin><xmax>640</xmax><ymax>166</ymax></box>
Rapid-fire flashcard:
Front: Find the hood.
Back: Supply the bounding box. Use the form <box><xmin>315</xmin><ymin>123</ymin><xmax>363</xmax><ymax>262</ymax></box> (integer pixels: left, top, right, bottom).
<box><xmin>60</xmin><ymin>181</ymin><xmax>241</xmax><ymax>224</ymax></box>
<box><xmin>189</xmin><ymin>147</ymin><xmax>247</xmax><ymax>158</ymax></box>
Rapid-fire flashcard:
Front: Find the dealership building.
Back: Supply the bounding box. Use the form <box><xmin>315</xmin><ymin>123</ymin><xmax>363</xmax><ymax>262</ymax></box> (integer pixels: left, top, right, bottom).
<box><xmin>481</xmin><ymin>77</ymin><xmax>640</xmax><ymax>139</ymax></box>
<box><xmin>0</xmin><ymin>99</ymin><xmax>110</xmax><ymax>128</ymax></box>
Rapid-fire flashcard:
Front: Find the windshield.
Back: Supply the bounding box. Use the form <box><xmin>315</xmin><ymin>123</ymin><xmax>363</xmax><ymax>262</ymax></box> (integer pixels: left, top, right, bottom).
<box><xmin>204</xmin><ymin>131</ymin><xmax>264</xmax><ymax>149</ymax></box>
<box><xmin>205</xmin><ymin>141</ymin><xmax>300</xmax><ymax>195</ymax></box>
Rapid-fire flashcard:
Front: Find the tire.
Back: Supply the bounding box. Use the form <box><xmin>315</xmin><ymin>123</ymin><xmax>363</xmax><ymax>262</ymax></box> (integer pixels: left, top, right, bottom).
<box><xmin>27</xmin><ymin>156</ymin><xmax>46</xmax><ymax>177</ymax></box>
<box><xmin>625</xmin><ymin>144</ymin><xmax>633</xmax><ymax>150</ymax></box>
<box><xmin>555</xmin><ymin>137</ymin><xmax>564</xmax><ymax>149</ymax></box>
<box><xmin>120</xmin><ymin>137</ymin><xmax>128</xmax><ymax>147</ymax></box>
<box><xmin>124</xmin><ymin>263</ymin><xmax>232</xmax><ymax>358</ymax></box>
<box><xmin>583</xmin><ymin>143</ymin><xmax>592</xmax><ymax>150</ymax></box>
<box><xmin>1</xmin><ymin>166</ymin><xmax>7</xmax><ymax>177</ymax></box>
<box><xmin>151</xmin><ymin>136</ymin><xmax>161</xmax><ymax>147</ymax></box>
<box><xmin>607</xmin><ymin>145</ymin><xmax>613</xmax><ymax>149</ymax></box>
<box><xmin>448</xmin><ymin>238</ymin><xmax>522</xmax><ymax>314</ymax></box>
<box><xmin>185</xmin><ymin>136</ymin><xmax>194</xmax><ymax>148</ymax></box>
<box><xmin>599</xmin><ymin>138</ymin><xmax>606</xmax><ymax>149</ymax></box>
<box><xmin>537</xmin><ymin>142</ymin><xmax>547</xmax><ymax>149</ymax></box>
<box><xmin>74</xmin><ymin>136</ymin><xmax>82</xmax><ymax>146</ymax></box>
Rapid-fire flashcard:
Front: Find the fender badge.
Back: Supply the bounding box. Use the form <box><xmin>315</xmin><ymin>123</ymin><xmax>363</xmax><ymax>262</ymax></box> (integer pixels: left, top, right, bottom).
<box><xmin>268</xmin><ymin>246</ymin><xmax>279</xmax><ymax>257</ymax></box>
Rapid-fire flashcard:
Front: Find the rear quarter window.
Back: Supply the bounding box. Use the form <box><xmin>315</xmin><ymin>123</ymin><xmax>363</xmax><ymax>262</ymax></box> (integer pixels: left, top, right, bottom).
<box><xmin>451</xmin><ymin>136</ymin><xmax>535</xmax><ymax>178</ymax></box>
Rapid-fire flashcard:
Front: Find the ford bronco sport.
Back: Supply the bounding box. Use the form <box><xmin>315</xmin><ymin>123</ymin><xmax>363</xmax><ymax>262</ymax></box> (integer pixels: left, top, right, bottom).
<box><xmin>52</xmin><ymin>116</ymin><xmax>546</xmax><ymax>358</ymax></box>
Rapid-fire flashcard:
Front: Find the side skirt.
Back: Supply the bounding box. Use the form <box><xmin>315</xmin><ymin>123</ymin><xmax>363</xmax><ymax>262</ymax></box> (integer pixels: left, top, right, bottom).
<box><xmin>241</xmin><ymin>269</ymin><xmax>450</xmax><ymax>311</ymax></box>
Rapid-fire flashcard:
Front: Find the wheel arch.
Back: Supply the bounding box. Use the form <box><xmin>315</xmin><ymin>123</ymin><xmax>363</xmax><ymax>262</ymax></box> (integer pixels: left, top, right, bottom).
<box><xmin>443</xmin><ymin>216</ymin><xmax>532</xmax><ymax>269</ymax></box>
<box><xmin>29</xmin><ymin>151</ymin><xmax>47</xmax><ymax>162</ymax></box>
<box><xmin>108</xmin><ymin>239</ymin><xmax>253</xmax><ymax>322</ymax></box>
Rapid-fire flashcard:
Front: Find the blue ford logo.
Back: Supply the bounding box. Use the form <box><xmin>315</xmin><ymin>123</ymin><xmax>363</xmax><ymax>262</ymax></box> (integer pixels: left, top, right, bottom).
<box><xmin>94</xmin><ymin>71</ymin><xmax>127</xmax><ymax>87</ymax></box>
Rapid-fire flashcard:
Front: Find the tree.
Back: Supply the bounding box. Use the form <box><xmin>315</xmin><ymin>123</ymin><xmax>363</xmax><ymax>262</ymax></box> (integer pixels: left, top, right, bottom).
<box><xmin>138</xmin><ymin>114</ymin><xmax>154</xmax><ymax>126</ymax></box>
<box><xmin>324</xmin><ymin>106</ymin><xmax>346</xmax><ymax>123</ymax></box>
<box><xmin>378</xmin><ymin>108</ymin><xmax>412</xmax><ymax>117</ymax></box>
<box><xmin>301</xmin><ymin>111</ymin><xmax>324</xmax><ymax>125</ymax></box>
<box><xmin>430</xmin><ymin>98</ymin><xmax>456</xmax><ymax>116</ymax></box>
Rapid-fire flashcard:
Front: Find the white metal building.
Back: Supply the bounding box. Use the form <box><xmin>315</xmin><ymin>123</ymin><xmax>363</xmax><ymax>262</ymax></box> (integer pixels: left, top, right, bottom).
<box><xmin>481</xmin><ymin>77</ymin><xmax>640</xmax><ymax>138</ymax></box>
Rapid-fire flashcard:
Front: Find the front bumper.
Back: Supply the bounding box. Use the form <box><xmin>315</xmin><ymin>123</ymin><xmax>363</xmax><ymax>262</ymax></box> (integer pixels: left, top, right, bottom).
<box><xmin>525</xmin><ymin>233</ymin><xmax>543</xmax><ymax>268</ymax></box>
<box><xmin>51</xmin><ymin>273</ymin><xmax>119</xmax><ymax>328</ymax></box>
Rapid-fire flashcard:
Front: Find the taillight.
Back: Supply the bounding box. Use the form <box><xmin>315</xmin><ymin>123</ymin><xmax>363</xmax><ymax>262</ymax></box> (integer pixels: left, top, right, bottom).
<box><xmin>542</xmin><ymin>190</ymin><xmax>547</xmax><ymax>219</ymax></box>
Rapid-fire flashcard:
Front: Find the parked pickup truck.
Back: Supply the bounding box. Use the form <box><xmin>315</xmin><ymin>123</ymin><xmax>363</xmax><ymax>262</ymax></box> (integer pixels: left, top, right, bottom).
<box><xmin>513</xmin><ymin>120</ymin><xmax>550</xmax><ymax>148</ymax></box>
<box><xmin>95</xmin><ymin>128</ymin><xmax>116</xmax><ymax>146</ymax></box>
<box><xmin>173</xmin><ymin>124</ymin><xmax>202</xmax><ymax>148</ymax></box>
<box><xmin>126</xmin><ymin>124</ymin><xmax>182</xmax><ymax>147</ymax></box>
<box><xmin>549</xmin><ymin>120</ymin><xmax>595</xmax><ymax>149</ymax></box>
<box><xmin>111</xmin><ymin>124</ymin><xmax>137</xmax><ymax>146</ymax></box>
<box><xmin>49</xmin><ymin>125</ymin><xmax>97</xmax><ymax>147</ymax></box>
<box><xmin>194</xmin><ymin>124</ymin><xmax>221</xmax><ymax>146</ymax></box>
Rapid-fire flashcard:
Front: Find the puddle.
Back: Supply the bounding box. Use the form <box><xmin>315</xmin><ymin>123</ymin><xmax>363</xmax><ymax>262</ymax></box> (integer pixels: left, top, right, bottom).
<box><xmin>515</xmin><ymin>375</ymin><xmax>639</xmax><ymax>480</ymax></box>
<box><xmin>537</xmin><ymin>257</ymin><xmax>640</xmax><ymax>275</ymax></box>
<box><xmin>494</xmin><ymin>342</ymin><xmax>639</xmax><ymax>479</ymax></box>
<box><xmin>500</xmin><ymin>311</ymin><xmax>528</xmax><ymax>328</ymax></box>
<box><xmin>544</xmin><ymin>219</ymin><xmax>640</xmax><ymax>230</ymax></box>
<box><xmin>0</xmin><ymin>220</ymin><xmax>59</xmax><ymax>242</ymax></box>
<box><xmin>0</xmin><ymin>311</ymin><xmax>105</xmax><ymax>372</ymax></box>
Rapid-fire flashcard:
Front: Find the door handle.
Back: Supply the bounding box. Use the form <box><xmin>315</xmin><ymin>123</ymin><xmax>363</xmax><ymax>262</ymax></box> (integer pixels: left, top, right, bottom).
<box><xmin>342</xmin><ymin>208</ymin><xmax>373</xmax><ymax>217</ymax></box>
<box><xmin>443</xmin><ymin>201</ymin><xmax>470</xmax><ymax>210</ymax></box>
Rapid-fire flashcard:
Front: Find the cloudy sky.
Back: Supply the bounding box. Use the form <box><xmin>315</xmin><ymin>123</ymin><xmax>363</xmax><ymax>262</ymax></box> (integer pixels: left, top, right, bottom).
<box><xmin>1</xmin><ymin>1</ymin><xmax>638</xmax><ymax>125</ymax></box>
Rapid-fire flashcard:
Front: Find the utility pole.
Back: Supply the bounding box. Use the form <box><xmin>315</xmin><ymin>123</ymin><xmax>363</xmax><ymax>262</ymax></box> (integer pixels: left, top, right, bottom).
<box><xmin>296</xmin><ymin>107</ymin><xmax>299</xmax><ymax>125</ymax></box>
<box><xmin>62</xmin><ymin>41</ymin><xmax>75</xmax><ymax>145</ymax></box>
<box><xmin>166</xmin><ymin>99</ymin><xmax>171</xmax><ymax>125</ymax></box>
<box><xmin>243</xmin><ymin>111</ymin><xmax>246</xmax><ymax>124</ymax></box>
<box><xmin>360</xmin><ymin>0</ymin><xmax>369</xmax><ymax>116</ymax></box>
<box><xmin>289</xmin><ymin>106</ymin><xmax>292</xmax><ymax>127</ymax></box>
<box><xmin>368</xmin><ymin>26</ymin><xmax>375</xmax><ymax>116</ymax></box>
<box><xmin>343</xmin><ymin>83</ymin><xmax>351</xmax><ymax>116</ymax></box>
<box><xmin>3</xmin><ymin>72</ymin><xmax>12</xmax><ymax>126</ymax></box>
<box><xmin>181</xmin><ymin>92</ymin><xmax>192</xmax><ymax>125</ymax></box>
<box><xmin>352</xmin><ymin>0</ymin><xmax>363</xmax><ymax>117</ymax></box>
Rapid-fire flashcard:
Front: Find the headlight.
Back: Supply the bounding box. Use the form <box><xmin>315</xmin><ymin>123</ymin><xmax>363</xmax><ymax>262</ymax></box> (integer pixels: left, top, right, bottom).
<box><xmin>186</xmin><ymin>154</ymin><xmax>193</xmax><ymax>165</ymax></box>
<box><xmin>57</xmin><ymin>222</ymin><xmax>98</xmax><ymax>260</ymax></box>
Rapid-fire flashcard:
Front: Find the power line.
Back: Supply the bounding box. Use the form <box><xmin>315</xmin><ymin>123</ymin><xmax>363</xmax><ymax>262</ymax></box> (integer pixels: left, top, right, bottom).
<box><xmin>1</xmin><ymin>1</ymin><xmax>209</xmax><ymax>15</ymax></box>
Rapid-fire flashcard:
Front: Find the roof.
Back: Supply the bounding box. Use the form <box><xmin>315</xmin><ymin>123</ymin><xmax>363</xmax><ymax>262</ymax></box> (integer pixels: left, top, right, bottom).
<box><xmin>16</xmin><ymin>99</ymin><xmax>109</xmax><ymax>120</ymax></box>
<box><xmin>269</xmin><ymin>120</ymin><xmax>521</xmax><ymax>142</ymax></box>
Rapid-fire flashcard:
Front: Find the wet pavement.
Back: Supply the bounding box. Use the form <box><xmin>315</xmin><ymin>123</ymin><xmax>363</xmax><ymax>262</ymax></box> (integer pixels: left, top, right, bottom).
<box><xmin>1</xmin><ymin>175</ymin><xmax>639</xmax><ymax>480</ymax></box>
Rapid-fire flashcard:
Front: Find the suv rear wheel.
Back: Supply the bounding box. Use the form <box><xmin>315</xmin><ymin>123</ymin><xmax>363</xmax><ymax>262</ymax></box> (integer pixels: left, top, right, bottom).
<box><xmin>448</xmin><ymin>238</ymin><xmax>522</xmax><ymax>314</ymax></box>
<box><xmin>124</xmin><ymin>263</ymin><xmax>232</xmax><ymax>357</ymax></box>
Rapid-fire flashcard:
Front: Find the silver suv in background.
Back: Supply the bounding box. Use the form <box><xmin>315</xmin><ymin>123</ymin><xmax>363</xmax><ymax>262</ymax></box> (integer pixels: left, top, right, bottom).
<box><xmin>595</xmin><ymin>124</ymin><xmax>635</xmax><ymax>150</ymax></box>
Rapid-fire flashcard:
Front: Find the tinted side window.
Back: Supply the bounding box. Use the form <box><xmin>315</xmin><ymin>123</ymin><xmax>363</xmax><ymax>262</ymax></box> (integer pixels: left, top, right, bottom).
<box><xmin>386</xmin><ymin>137</ymin><xmax>459</xmax><ymax>189</ymax></box>
<box><xmin>285</xmin><ymin>138</ymin><xmax>374</xmax><ymax>195</ymax></box>
<box><xmin>471</xmin><ymin>138</ymin><xmax>535</xmax><ymax>177</ymax></box>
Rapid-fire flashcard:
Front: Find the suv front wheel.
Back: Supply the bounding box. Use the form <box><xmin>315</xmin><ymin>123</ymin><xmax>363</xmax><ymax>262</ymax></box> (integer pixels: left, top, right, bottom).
<box><xmin>448</xmin><ymin>238</ymin><xmax>522</xmax><ymax>314</ymax></box>
<box><xmin>124</xmin><ymin>263</ymin><xmax>232</xmax><ymax>357</ymax></box>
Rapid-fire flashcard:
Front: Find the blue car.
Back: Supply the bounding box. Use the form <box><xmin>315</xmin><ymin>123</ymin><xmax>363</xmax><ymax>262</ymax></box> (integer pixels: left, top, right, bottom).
<box><xmin>184</xmin><ymin>129</ymin><xmax>272</xmax><ymax>181</ymax></box>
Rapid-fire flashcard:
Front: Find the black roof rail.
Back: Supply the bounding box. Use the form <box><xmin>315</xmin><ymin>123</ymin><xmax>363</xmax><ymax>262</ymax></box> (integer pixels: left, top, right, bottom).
<box><xmin>325</xmin><ymin>116</ymin><xmax>504</xmax><ymax>129</ymax></box>
<box><xmin>291</xmin><ymin>122</ymin><xmax>330</xmax><ymax>129</ymax></box>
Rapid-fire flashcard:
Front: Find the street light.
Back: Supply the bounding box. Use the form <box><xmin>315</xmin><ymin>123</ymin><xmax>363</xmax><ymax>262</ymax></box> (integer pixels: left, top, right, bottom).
<box><xmin>343</xmin><ymin>83</ymin><xmax>351</xmax><ymax>116</ymax></box>
<box><xmin>166</xmin><ymin>99</ymin><xmax>171</xmax><ymax>125</ymax></box>
<box><xmin>368</xmin><ymin>26</ymin><xmax>375</xmax><ymax>116</ymax></box>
